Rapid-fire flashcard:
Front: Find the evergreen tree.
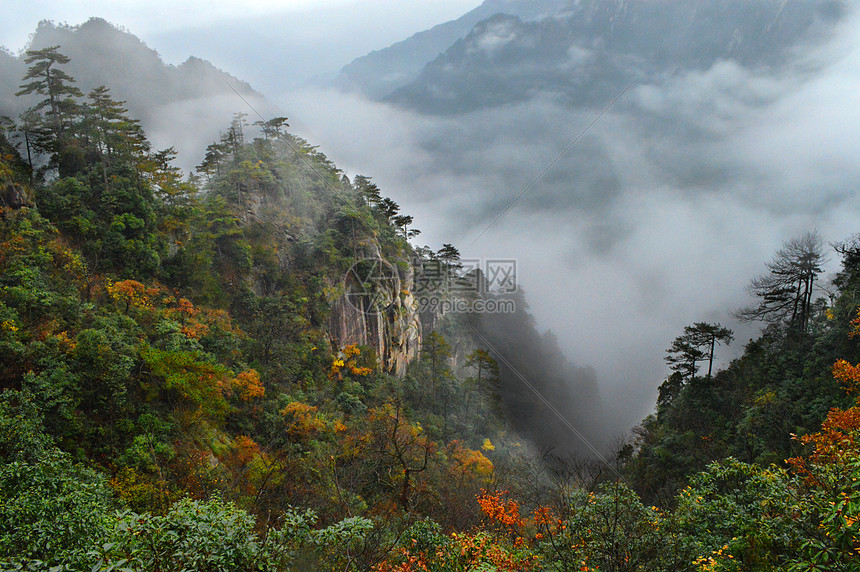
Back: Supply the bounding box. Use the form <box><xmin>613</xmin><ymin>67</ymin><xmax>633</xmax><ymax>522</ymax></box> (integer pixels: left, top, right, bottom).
<box><xmin>254</xmin><ymin>116</ymin><xmax>289</xmax><ymax>140</ymax></box>
<box><xmin>15</xmin><ymin>46</ymin><xmax>83</xmax><ymax>170</ymax></box>
<box><xmin>667</xmin><ymin>322</ymin><xmax>733</xmax><ymax>382</ymax></box>
<box><xmin>736</xmin><ymin>230</ymin><xmax>826</xmax><ymax>335</ymax></box>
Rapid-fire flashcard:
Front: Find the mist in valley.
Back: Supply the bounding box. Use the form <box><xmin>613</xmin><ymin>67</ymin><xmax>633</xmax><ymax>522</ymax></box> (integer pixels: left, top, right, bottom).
<box><xmin>280</xmin><ymin>0</ymin><xmax>860</xmax><ymax>438</ymax></box>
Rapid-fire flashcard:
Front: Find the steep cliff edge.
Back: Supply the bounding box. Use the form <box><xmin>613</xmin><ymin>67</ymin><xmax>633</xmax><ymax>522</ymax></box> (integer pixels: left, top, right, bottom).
<box><xmin>326</xmin><ymin>241</ymin><xmax>422</xmax><ymax>376</ymax></box>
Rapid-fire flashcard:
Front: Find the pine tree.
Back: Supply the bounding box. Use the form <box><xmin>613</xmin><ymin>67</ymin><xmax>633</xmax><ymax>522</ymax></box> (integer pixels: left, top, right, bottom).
<box><xmin>736</xmin><ymin>230</ymin><xmax>826</xmax><ymax>335</ymax></box>
<box><xmin>15</xmin><ymin>46</ymin><xmax>83</xmax><ymax>167</ymax></box>
<box><xmin>665</xmin><ymin>323</ymin><xmax>732</xmax><ymax>383</ymax></box>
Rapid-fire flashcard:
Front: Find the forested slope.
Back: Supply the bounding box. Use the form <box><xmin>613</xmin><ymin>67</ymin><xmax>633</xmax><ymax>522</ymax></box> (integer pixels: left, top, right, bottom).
<box><xmin>3</xmin><ymin>43</ymin><xmax>860</xmax><ymax>572</ymax></box>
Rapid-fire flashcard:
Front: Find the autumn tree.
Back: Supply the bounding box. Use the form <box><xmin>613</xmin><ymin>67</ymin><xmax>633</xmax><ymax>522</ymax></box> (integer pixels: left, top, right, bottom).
<box><xmin>784</xmin><ymin>316</ymin><xmax>860</xmax><ymax>570</ymax></box>
<box><xmin>369</xmin><ymin>398</ymin><xmax>435</xmax><ymax>512</ymax></box>
<box><xmin>736</xmin><ymin>230</ymin><xmax>826</xmax><ymax>335</ymax></box>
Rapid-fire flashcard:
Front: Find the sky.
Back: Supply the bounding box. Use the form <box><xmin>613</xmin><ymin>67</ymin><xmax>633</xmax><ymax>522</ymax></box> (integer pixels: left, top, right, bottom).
<box><xmin>3</xmin><ymin>0</ymin><xmax>860</xmax><ymax>443</ymax></box>
<box><xmin>1</xmin><ymin>0</ymin><xmax>482</xmax><ymax>49</ymax></box>
<box><xmin>1</xmin><ymin>0</ymin><xmax>483</xmax><ymax>90</ymax></box>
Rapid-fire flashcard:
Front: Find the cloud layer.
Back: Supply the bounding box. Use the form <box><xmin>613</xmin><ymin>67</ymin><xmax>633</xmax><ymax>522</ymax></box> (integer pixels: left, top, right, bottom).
<box><xmin>279</xmin><ymin>6</ymin><xmax>860</xmax><ymax>435</ymax></box>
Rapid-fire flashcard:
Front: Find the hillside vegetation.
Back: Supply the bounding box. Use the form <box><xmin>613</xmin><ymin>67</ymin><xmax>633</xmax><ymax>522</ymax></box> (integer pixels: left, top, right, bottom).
<box><xmin>2</xmin><ymin>45</ymin><xmax>860</xmax><ymax>571</ymax></box>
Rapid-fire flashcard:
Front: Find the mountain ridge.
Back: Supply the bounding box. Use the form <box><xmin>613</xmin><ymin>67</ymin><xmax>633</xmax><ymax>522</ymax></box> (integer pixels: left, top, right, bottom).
<box><xmin>340</xmin><ymin>0</ymin><xmax>846</xmax><ymax>114</ymax></box>
<box><xmin>0</xmin><ymin>17</ymin><xmax>266</xmax><ymax>164</ymax></box>
<box><xmin>335</xmin><ymin>0</ymin><xmax>570</xmax><ymax>99</ymax></box>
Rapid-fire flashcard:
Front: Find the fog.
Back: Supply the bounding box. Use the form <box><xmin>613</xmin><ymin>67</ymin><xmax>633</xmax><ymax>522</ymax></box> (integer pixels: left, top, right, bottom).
<box><xmin>278</xmin><ymin>7</ymin><xmax>860</xmax><ymax>432</ymax></box>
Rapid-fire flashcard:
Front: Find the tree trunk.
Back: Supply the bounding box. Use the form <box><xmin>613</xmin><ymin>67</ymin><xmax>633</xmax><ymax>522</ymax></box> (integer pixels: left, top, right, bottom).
<box><xmin>707</xmin><ymin>336</ymin><xmax>715</xmax><ymax>381</ymax></box>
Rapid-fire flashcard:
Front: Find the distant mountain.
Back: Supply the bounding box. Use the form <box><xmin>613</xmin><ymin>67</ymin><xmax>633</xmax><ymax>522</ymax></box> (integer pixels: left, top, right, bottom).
<box><xmin>0</xmin><ymin>18</ymin><xmax>264</xmax><ymax>146</ymax></box>
<box><xmin>342</xmin><ymin>0</ymin><xmax>845</xmax><ymax>114</ymax></box>
<box><xmin>335</xmin><ymin>0</ymin><xmax>569</xmax><ymax>99</ymax></box>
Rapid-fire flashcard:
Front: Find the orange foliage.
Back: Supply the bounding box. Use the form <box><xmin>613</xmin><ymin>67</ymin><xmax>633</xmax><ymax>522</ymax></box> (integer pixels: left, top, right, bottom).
<box><xmin>375</xmin><ymin>531</ymin><xmax>538</xmax><ymax>572</ymax></box>
<box><xmin>532</xmin><ymin>504</ymin><xmax>563</xmax><ymax>538</ymax></box>
<box><xmin>331</xmin><ymin>344</ymin><xmax>375</xmax><ymax>380</ymax></box>
<box><xmin>0</xmin><ymin>234</ymin><xmax>28</xmax><ymax>266</ymax></box>
<box><xmin>448</xmin><ymin>441</ymin><xmax>494</xmax><ymax>483</ymax></box>
<box><xmin>477</xmin><ymin>490</ymin><xmax>524</xmax><ymax>531</ymax></box>
<box><xmin>55</xmin><ymin>331</ymin><xmax>76</xmax><ymax>353</ymax></box>
<box><xmin>446</xmin><ymin>532</ymin><xmax>538</xmax><ymax>571</ymax></box>
<box><xmin>174</xmin><ymin>298</ymin><xmax>211</xmax><ymax>338</ymax></box>
<box><xmin>849</xmin><ymin>309</ymin><xmax>860</xmax><ymax>337</ymax></box>
<box><xmin>0</xmin><ymin>154</ymin><xmax>13</xmax><ymax>180</ymax></box>
<box><xmin>172</xmin><ymin>447</ymin><xmax>222</xmax><ymax>498</ymax></box>
<box><xmin>105</xmin><ymin>279</ymin><xmax>239</xmax><ymax>340</ymax></box>
<box><xmin>106</xmin><ymin>279</ymin><xmax>150</xmax><ymax>310</ymax></box>
<box><xmin>789</xmin><ymin>406</ymin><xmax>860</xmax><ymax>483</ymax></box>
<box><xmin>224</xmin><ymin>369</ymin><xmax>264</xmax><ymax>401</ymax></box>
<box><xmin>788</xmin><ymin>351</ymin><xmax>860</xmax><ymax>483</ymax></box>
<box><xmin>281</xmin><ymin>401</ymin><xmax>327</xmax><ymax>437</ymax></box>
<box><xmin>375</xmin><ymin>551</ymin><xmax>431</xmax><ymax>572</ymax></box>
<box><xmin>175</xmin><ymin>297</ymin><xmax>196</xmax><ymax>317</ymax></box>
<box><xmin>46</xmin><ymin>239</ymin><xmax>86</xmax><ymax>282</ymax></box>
<box><xmin>833</xmin><ymin>359</ymin><xmax>860</xmax><ymax>392</ymax></box>
<box><xmin>821</xmin><ymin>407</ymin><xmax>860</xmax><ymax>434</ymax></box>
<box><xmin>180</xmin><ymin>322</ymin><xmax>209</xmax><ymax>339</ymax></box>
<box><xmin>230</xmin><ymin>435</ymin><xmax>261</xmax><ymax>465</ymax></box>
<box><xmin>368</xmin><ymin>402</ymin><xmax>428</xmax><ymax>446</ymax></box>
<box><xmin>343</xmin><ymin>345</ymin><xmax>361</xmax><ymax>357</ymax></box>
<box><xmin>218</xmin><ymin>435</ymin><xmax>271</xmax><ymax>495</ymax></box>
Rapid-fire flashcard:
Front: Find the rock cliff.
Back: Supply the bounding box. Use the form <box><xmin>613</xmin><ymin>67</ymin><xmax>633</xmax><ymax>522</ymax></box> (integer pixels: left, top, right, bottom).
<box><xmin>326</xmin><ymin>241</ymin><xmax>422</xmax><ymax>376</ymax></box>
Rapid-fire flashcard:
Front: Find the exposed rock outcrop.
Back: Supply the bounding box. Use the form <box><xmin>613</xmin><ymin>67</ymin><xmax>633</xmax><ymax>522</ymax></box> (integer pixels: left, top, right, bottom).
<box><xmin>327</xmin><ymin>241</ymin><xmax>422</xmax><ymax>376</ymax></box>
<box><xmin>1</xmin><ymin>183</ymin><xmax>30</xmax><ymax>209</ymax></box>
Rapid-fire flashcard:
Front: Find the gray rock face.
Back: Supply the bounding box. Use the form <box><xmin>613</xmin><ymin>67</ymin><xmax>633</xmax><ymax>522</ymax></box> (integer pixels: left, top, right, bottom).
<box><xmin>327</xmin><ymin>241</ymin><xmax>422</xmax><ymax>376</ymax></box>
